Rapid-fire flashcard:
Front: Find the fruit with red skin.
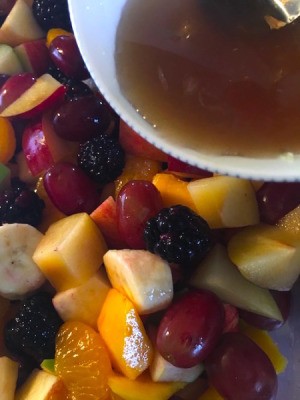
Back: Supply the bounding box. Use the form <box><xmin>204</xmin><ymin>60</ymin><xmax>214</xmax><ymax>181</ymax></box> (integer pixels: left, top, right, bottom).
<box><xmin>14</xmin><ymin>39</ymin><xmax>51</xmax><ymax>76</ymax></box>
<box><xmin>0</xmin><ymin>73</ymin><xmax>66</xmax><ymax>119</ymax></box>
<box><xmin>167</xmin><ymin>155</ymin><xmax>213</xmax><ymax>179</ymax></box>
<box><xmin>156</xmin><ymin>289</ymin><xmax>225</xmax><ymax>368</ymax></box>
<box><xmin>205</xmin><ymin>332</ymin><xmax>278</xmax><ymax>400</ymax></box>
<box><xmin>49</xmin><ymin>35</ymin><xmax>89</xmax><ymax>81</ymax></box>
<box><xmin>116</xmin><ymin>180</ymin><xmax>163</xmax><ymax>249</ymax></box>
<box><xmin>119</xmin><ymin>119</ymin><xmax>168</xmax><ymax>162</ymax></box>
<box><xmin>22</xmin><ymin>113</ymin><xmax>79</xmax><ymax>177</ymax></box>
<box><xmin>239</xmin><ymin>290</ymin><xmax>291</xmax><ymax>331</ymax></box>
<box><xmin>52</xmin><ymin>95</ymin><xmax>112</xmax><ymax>142</ymax></box>
<box><xmin>256</xmin><ymin>182</ymin><xmax>300</xmax><ymax>224</ymax></box>
<box><xmin>222</xmin><ymin>304</ymin><xmax>239</xmax><ymax>333</ymax></box>
<box><xmin>43</xmin><ymin>162</ymin><xmax>101</xmax><ymax>215</ymax></box>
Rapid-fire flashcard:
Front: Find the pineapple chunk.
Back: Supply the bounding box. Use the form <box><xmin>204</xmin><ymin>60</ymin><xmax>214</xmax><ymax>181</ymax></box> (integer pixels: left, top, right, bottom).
<box><xmin>187</xmin><ymin>175</ymin><xmax>259</xmax><ymax>228</ymax></box>
<box><xmin>33</xmin><ymin>213</ymin><xmax>107</xmax><ymax>291</ymax></box>
<box><xmin>98</xmin><ymin>288</ymin><xmax>153</xmax><ymax>380</ymax></box>
<box><xmin>104</xmin><ymin>249</ymin><xmax>173</xmax><ymax>314</ymax></box>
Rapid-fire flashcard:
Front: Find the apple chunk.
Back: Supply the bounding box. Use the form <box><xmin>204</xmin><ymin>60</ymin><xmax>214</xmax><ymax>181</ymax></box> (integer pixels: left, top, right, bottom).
<box><xmin>0</xmin><ymin>73</ymin><xmax>65</xmax><ymax>118</ymax></box>
<box><xmin>0</xmin><ymin>356</ymin><xmax>19</xmax><ymax>400</ymax></box>
<box><xmin>0</xmin><ymin>44</ymin><xmax>23</xmax><ymax>75</ymax></box>
<box><xmin>187</xmin><ymin>175</ymin><xmax>259</xmax><ymax>228</ymax></box>
<box><xmin>228</xmin><ymin>224</ymin><xmax>300</xmax><ymax>290</ymax></box>
<box><xmin>14</xmin><ymin>39</ymin><xmax>50</xmax><ymax>75</ymax></box>
<box><xmin>189</xmin><ymin>243</ymin><xmax>282</xmax><ymax>321</ymax></box>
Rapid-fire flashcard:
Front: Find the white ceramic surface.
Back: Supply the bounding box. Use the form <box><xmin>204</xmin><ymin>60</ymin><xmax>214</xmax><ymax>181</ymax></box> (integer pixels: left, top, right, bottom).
<box><xmin>68</xmin><ymin>0</ymin><xmax>300</xmax><ymax>182</ymax></box>
<box><xmin>68</xmin><ymin>2</ymin><xmax>300</xmax><ymax>398</ymax></box>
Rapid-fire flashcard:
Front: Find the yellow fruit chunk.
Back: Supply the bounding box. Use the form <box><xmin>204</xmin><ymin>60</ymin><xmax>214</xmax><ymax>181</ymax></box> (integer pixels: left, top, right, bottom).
<box><xmin>198</xmin><ymin>386</ymin><xmax>224</xmax><ymax>400</ymax></box>
<box><xmin>33</xmin><ymin>213</ymin><xmax>107</xmax><ymax>291</ymax></box>
<box><xmin>152</xmin><ymin>173</ymin><xmax>197</xmax><ymax>211</ymax></box>
<box><xmin>0</xmin><ymin>117</ymin><xmax>16</xmax><ymax>164</ymax></box>
<box><xmin>46</xmin><ymin>28</ymin><xmax>73</xmax><ymax>47</ymax></box>
<box><xmin>240</xmin><ymin>322</ymin><xmax>287</xmax><ymax>374</ymax></box>
<box><xmin>108</xmin><ymin>371</ymin><xmax>185</xmax><ymax>400</ymax></box>
<box><xmin>187</xmin><ymin>175</ymin><xmax>259</xmax><ymax>228</ymax></box>
<box><xmin>115</xmin><ymin>155</ymin><xmax>161</xmax><ymax>197</ymax></box>
<box><xmin>55</xmin><ymin>321</ymin><xmax>112</xmax><ymax>400</ymax></box>
<box><xmin>98</xmin><ymin>289</ymin><xmax>153</xmax><ymax>380</ymax></box>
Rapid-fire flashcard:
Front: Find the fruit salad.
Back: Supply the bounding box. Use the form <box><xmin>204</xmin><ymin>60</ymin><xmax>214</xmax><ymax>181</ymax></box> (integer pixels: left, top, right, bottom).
<box><xmin>0</xmin><ymin>1</ymin><xmax>298</xmax><ymax>399</ymax></box>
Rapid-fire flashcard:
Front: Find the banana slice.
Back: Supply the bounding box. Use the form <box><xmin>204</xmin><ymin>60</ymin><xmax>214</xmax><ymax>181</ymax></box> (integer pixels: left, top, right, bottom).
<box><xmin>0</xmin><ymin>223</ymin><xmax>45</xmax><ymax>299</ymax></box>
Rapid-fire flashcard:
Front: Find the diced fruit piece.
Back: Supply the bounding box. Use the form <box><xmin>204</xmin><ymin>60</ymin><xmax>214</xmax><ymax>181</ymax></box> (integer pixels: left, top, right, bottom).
<box><xmin>40</xmin><ymin>359</ymin><xmax>55</xmax><ymax>375</ymax></box>
<box><xmin>0</xmin><ymin>356</ymin><xmax>19</xmax><ymax>400</ymax></box>
<box><xmin>46</xmin><ymin>29</ymin><xmax>73</xmax><ymax>47</ymax></box>
<box><xmin>0</xmin><ymin>73</ymin><xmax>66</xmax><ymax>118</ymax></box>
<box><xmin>153</xmin><ymin>173</ymin><xmax>197</xmax><ymax>212</ymax></box>
<box><xmin>240</xmin><ymin>322</ymin><xmax>287</xmax><ymax>374</ymax></box>
<box><xmin>167</xmin><ymin>155</ymin><xmax>213</xmax><ymax>179</ymax></box>
<box><xmin>14</xmin><ymin>39</ymin><xmax>51</xmax><ymax>75</ymax></box>
<box><xmin>55</xmin><ymin>321</ymin><xmax>112</xmax><ymax>400</ymax></box>
<box><xmin>222</xmin><ymin>304</ymin><xmax>239</xmax><ymax>333</ymax></box>
<box><xmin>119</xmin><ymin>120</ymin><xmax>168</xmax><ymax>162</ymax></box>
<box><xmin>104</xmin><ymin>249</ymin><xmax>173</xmax><ymax>314</ymax></box>
<box><xmin>0</xmin><ymin>44</ymin><xmax>23</xmax><ymax>74</ymax></box>
<box><xmin>98</xmin><ymin>288</ymin><xmax>153</xmax><ymax>380</ymax></box>
<box><xmin>108</xmin><ymin>371</ymin><xmax>185</xmax><ymax>400</ymax></box>
<box><xmin>205</xmin><ymin>333</ymin><xmax>278</xmax><ymax>400</ymax></box>
<box><xmin>22</xmin><ymin>114</ymin><xmax>79</xmax><ymax>176</ymax></box>
<box><xmin>0</xmin><ymin>0</ymin><xmax>44</xmax><ymax>46</ymax></box>
<box><xmin>0</xmin><ymin>72</ymin><xmax>36</xmax><ymax>112</ymax></box>
<box><xmin>198</xmin><ymin>386</ymin><xmax>224</xmax><ymax>400</ymax></box>
<box><xmin>150</xmin><ymin>348</ymin><xmax>203</xmax><ymax>382</ymax></box>
<box><xmin>15</xmin><ymin>369</ymin><xmax>67</xmax><ymax>400</ymax></box>
<box><xmin>115</xmin><ymin>155</ymin><xmax>161</xmax><ymax>197</ymax></box>
<box><xmin>33</xmin><ymin>213</ymin><xmax>107</xmax><ymax>291</ymax></box>
<box><xmin>276</xmin><ymin>205</ymin><xmax>300</xmax><ymax>243</ymax></box>
<box><xmin>0</xmin><ymin>117</ymin><xmax>16</xmax><ymax>163</ymax></box>
<box><xmin>0</xmin><ymin>223</ymin><xmax>45</xmax><ymax>300</ymax></box>
<box><xmin>188</xmin><ymin>175</ymin><xmax>259</xmax><ymax>229</ymax></box>
<box><xmin>90</xmin><ymin>196</ymin><xmax>127</xmax><ymax>249</ymax></box>
<box><xmin>157</xmin><ymin>289</ymin><xmax>224</xmax><ymax>368</ymax></box>
<box><xmin>189</xmin><ymin>243</ymin><xmax>283</xmax><ymax>321</ymax></box>
<box><xmin>53</xmin><ymin>270</ymin><xmax>111</xmax><ymax>329</ymax></box>
<box><xmin>227</xmin><ymin>224</ymin><xmax>300</xmax><ymax>290</ymax></box>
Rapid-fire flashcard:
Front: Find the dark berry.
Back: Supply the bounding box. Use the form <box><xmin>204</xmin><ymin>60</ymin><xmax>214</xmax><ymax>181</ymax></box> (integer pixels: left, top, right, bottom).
<box><xmin>4</xmin><ymin>292</ymin><xmax>63</xmax><ymax>364</ymax></box>
<box><xmin>78</xmin><ymin>135</ymin><xmax>125</xmax><ymax>184</ymax></box>
<box><xmin>0</xmin><ymin>178</ymin><xmax>45</xmax><ymax>227</ymax></box>
<box><xmin>32</xmin><ymin>0</ymin><xmax>72</xmax><ymax>32</ymax></box>
<box><xmin>144</xmin><ymin>205</ymin><xmax>214</xmax><ymax>264</ymax></box>
<box><xmin>47</xmin><ymin>65</ymin><xmax>92</xmax><ymax>100</ymax></box>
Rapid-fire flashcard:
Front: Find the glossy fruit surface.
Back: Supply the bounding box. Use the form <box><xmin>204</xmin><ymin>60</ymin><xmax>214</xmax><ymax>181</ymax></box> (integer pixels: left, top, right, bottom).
<box><xmin>205</xmin><ymin>332</ymin><xmax>278</xmax><ymax>400</ymax></box>
<box><xmin>52</xmin><ymin>95</ymin><xmax>112</xmax><ymax>141</ymax></box>
<box><xmin>156</xmin><ymin>289</ymin><xmax>224</xmax><ymax>368</ymax></box>
<box><xmin>0</xmin><ymin>116</ymin><xmax>16</xmax><ymax>163</ymax></box>
<box><xmin>117</xmin><ymin>180</ymin><xmax>163</xmax><ymax>249</ymax></box>
<box><xmin>43</xmin><ymin>161</ymin><xmax>100</xmax><ymax>215</ymax></box>
<box><xmin>55</xmin><ymin>320</ymin><xmax>112</xmax><ymax>400</ymax></box>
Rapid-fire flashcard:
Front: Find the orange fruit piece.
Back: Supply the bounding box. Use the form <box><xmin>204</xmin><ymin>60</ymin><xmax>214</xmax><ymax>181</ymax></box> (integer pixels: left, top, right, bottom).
<box><xmin>46</xmin><ymin>29</ymin><xmax>73</xmax><ymax>47</ymax></box>
<box><xmin>55</xmin><ymin>321</ymin><xmax>112</xmax><ymax>400</ymax></box>
<box><xmin>0</xmin><ymin>117</ymin><xmax>16</xmax><ymax>164</ymax></box>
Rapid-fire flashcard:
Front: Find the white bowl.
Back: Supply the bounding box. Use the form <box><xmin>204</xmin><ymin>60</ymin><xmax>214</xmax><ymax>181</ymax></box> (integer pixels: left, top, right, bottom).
<box><xmin>67</xmin><ymin>0</ymin><xmax>300</xmax><ymax>182</ymax></box>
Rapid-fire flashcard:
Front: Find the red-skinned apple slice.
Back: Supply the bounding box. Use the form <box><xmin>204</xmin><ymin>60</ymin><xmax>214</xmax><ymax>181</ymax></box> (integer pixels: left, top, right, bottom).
<box><xmin>0</xmin><ymin>0</ymin><xmax>44</xmax><ymax>46</ymax></box>
<box><xmin>14</xmin><ymin>39</ymin><xmax>50</xmax><ymax>76</ymax></box>
<box><xmin>22</xmin><ymin>112</ymin><xmax>79</xmax><ymax>176</ymax></box>
<box><xmin>119</xmin><ymin>119</ymin><xmax>168</xmax><ymax>162</ymax></box>
<box><xmin>0</xmin><ymin>73</ymin><xmax>66</xmax><ymax>118</ymax></box>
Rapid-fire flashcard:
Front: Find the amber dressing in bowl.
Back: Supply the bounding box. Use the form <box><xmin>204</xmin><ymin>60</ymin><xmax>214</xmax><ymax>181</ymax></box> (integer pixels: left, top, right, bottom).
<box><xmin>115</xmin><ymin>0</ymin><xmax>300</xmax><ymax>158</ymax></box>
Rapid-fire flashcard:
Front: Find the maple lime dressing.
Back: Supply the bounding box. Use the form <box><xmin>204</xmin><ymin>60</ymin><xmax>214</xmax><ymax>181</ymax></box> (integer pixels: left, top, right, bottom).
<box><xmin>115</xmin><ymin>0</ymin><xmax>300</xmax><ymax>157</ymax></box>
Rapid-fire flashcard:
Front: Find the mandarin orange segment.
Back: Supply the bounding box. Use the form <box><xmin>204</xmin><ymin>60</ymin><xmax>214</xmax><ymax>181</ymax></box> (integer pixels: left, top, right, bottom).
<box><xmin>98</xmin><ymin>288</ymin><xmax>153</xmax><ymax>380</ymax></box>
<box><xmin>0</xmin><ymin>117</ymin><xmax>16</xmax><ymax>164</ymax></box>
<box><xmin>54</xmin><ymin>321</ymin><xmax>112</xmax><ymax>400</ymax></box>
<box><xmin>46</xmin><ymin>29</ymin><xmax>73</xmax><ymax>47</ymax></box>
<box><xmin>115</xmin><ymin>155</ymin><xmax>161</xmax><ymax>197</ymax></box>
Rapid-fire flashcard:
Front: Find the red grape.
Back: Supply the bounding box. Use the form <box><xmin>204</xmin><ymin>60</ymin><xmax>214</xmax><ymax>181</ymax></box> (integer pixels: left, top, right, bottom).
<box><xmin>156</xmin><ymin>289</ymin><xmax>224</xmax><ymax>368</ymax></box>
<box><xmin>43</xmin><ymin>162</ymin><xmax>100</xmax><ymax>215</ymax></box>
<box><xmin>49</xmin><ymin>35</ymin><xmax>89</xmax><ymax>80</ymax></box>
<box><xmin>52</xmin><ymin>95</ymin><xmax>112</xmax><ymax>142</ymax></box>
<box><xmin>256</xmin><ymin>182</ymin><xmax>300</xmax><ymax>224</ymax></box>
<box><xmin>116</xmin><ymin>180</ymin><xmax>163</xmax><ymax>249</ymax></box>
<box><xmin>205</xmin><ymin>332</ymin><xmax>278</xmax><ymax>400</ymax></box>
<box><xmin>239</xmin><ymin>290</ymin><xmax>291</xmax><ymax>331</ymax></box>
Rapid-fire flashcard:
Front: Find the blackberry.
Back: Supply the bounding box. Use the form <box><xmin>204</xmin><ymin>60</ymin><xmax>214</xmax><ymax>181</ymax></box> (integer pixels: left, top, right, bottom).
<box><xmin>144</xmin><ymin>205</ymin><xmax>214</xmax><ymax>264</ymax></box>
<box><xmin>32</xmin><ymin>0</ymin><xmax>72</xmax><ymax>32</ymax></box>
<box><xmin>0</xmin><ymin>178</ymin><xmax>45</xmax><ymax>227</ymax></box>
<box><xmin>48</xmin><ymin>65</ymin><xmax>92</xmax><ymax>100</ymax></box>
<box><xmin>78</xmin><ymin>135</ymin><xmax>125</xmax><ymax>184</ymax></box>
<box><xmin>4</xmin><ymin>292</ymin><xmax>63</xmax><ymax>364</ymax></box>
